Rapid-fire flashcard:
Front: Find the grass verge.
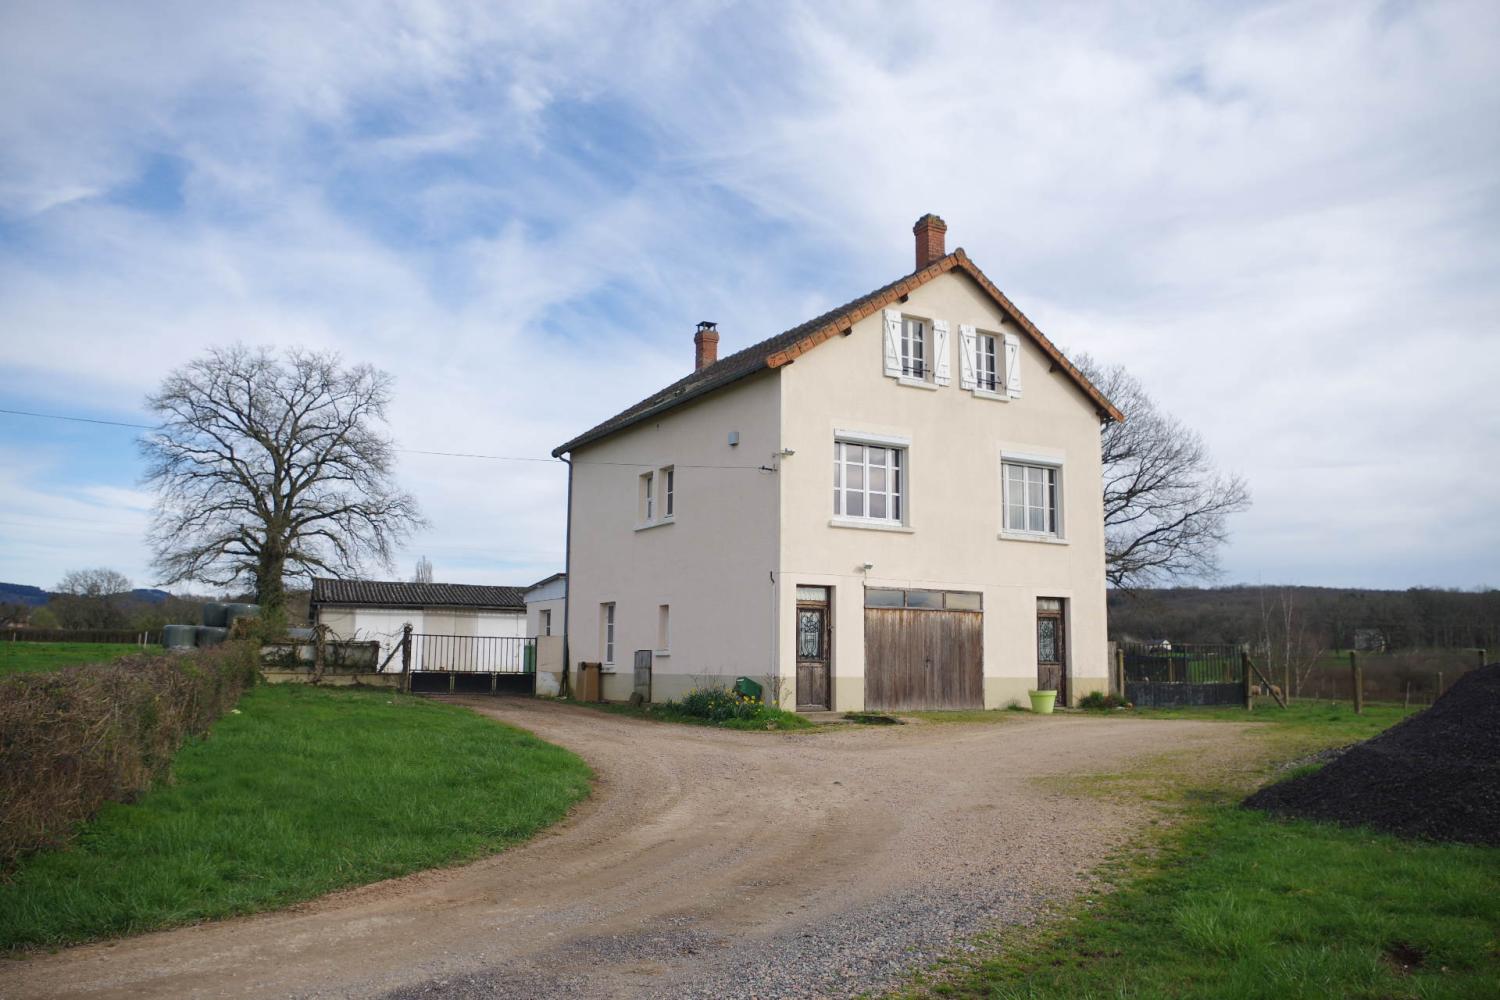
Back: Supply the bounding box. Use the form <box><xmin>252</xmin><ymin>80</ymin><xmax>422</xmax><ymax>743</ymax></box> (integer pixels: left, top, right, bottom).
<box><xmin>0</xmin><ymin>641</ymin><xmax>144</xmax><ymax>676</ymax></box>
<box><xmin>888</xmin><ymin>701</ymin><xmax>1500</xmax><ymax>1000</ymax></box>
<box><xmin>0</xmin><ymin>684</ymin><xmax>591</xmax><ymax>950</ymax></box>
<box><xmin>559</xmin><ymin>697</ymin><xmax>815</xmax><ymax>731</ymax></box>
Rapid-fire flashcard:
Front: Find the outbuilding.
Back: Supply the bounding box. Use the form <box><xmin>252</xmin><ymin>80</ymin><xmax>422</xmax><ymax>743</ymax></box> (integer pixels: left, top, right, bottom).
<box><xmin>310</xmin><ymin>578</ymin><xmax>529</xmax><ymax>671</ymax></box>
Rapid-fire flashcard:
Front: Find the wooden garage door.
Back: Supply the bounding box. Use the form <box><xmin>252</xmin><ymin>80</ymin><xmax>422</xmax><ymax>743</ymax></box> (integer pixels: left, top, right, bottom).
<box><xmin>864</xmin><ymin>588</ymin><xmax>982</xmax><ymax>711</ymax></box>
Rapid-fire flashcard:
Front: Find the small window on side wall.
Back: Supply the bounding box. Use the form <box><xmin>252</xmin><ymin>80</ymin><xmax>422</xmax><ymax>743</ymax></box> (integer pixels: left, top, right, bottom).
<box><xmin>640</xmin><ymin>471</ymin><xmax>655</xmax><ymax>523</ymax></box>
<box><xmin>601</xmin><ymin>602</ymin><xmax>616</xmax><ymax>664</ymax></box>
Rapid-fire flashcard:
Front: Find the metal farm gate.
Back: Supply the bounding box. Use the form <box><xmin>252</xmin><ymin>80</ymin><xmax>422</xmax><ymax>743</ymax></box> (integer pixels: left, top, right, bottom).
<box><xmin>1122</xmin><ymin>642</ymin><xmax>1247</xmax><ymax>708</ymax></box>
<box><xmin>404</xmin><ymin>632</ymin><xmax>537</xmax><ymax>694</ymax></box>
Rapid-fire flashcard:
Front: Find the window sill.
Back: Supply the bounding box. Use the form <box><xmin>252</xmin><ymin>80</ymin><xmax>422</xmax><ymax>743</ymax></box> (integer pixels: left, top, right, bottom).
<box><xmin>634</xmin><ymin>517</ymin><xmax>675</xmax><ymax>532</ymax></box>
<box><xmin>972</xmin><ymin>388</ymin><xmax>1009</xmax><ymax>401</ymax></box>
<box><xmin>830</xmin><ymin>517</ymin><xmax>915</xmax><ymax>533</ymax></box>
<box><xmin>653</xmin><ymin>649</ymin><xmax>670</xmax><ymax>657</ymax></box>
<box><xmin>997</xmin><ymin>531</ymin><xmax>1068</xmax><ymax>545</ymax></box>
<box><xmin>895</xmin><ymin>376</ymin><xmax>939</xmax><ymax>391</ymax></box>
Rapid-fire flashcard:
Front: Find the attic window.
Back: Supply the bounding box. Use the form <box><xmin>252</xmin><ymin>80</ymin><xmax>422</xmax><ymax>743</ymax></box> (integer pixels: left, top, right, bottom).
<box><xmin>901</xmin><ymin>317</ymin><xmax>927</xmax><ymax>380</ymax></box>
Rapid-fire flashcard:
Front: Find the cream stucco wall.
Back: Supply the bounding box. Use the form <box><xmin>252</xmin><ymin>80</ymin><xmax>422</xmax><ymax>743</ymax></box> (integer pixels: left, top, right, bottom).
<box><xmin>775</xmin><ymin>269</ymin><xmax>1110</xmax><ymax>709</ymax></box>
<box><xmin>527</xmin><ymin>597</ymin><xmax>565</xmax><ymax>639</ymax></box>
<box><xmin>564</xmin><ymin>370</ymin><xmax>782</xmax><ymax>702</ymax></box>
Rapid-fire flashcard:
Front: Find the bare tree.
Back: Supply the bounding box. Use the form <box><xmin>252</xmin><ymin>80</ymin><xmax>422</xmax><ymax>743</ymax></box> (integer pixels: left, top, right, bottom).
<box><xmin>52</xmin><ymin>568</ymin><xmax>133</xmax><ymax>629</ymax></box>
<box><xmin>1076</xmin><ymin>354</ymin><xmax>1251</xmax><ymax>589</ymax></box>
<box><xmin>412</xmin><ymin>555</ymin><xmax>434</xmax><ymax>584</ymax></box>
<box><xmin>1258</xmin><ymin>587</ymin><xmax>1324</xmax><ymax>698</ymax></box>
<box><xmin>141</xmin><ymin>345</ymin><xmax>425</xmax><ymax>615</ymax></box>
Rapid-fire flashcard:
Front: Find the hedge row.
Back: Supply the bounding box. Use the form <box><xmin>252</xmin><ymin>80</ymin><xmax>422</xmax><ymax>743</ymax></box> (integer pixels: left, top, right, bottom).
<box><xmin>0</xmin><ymin>643</ymin><xmax>259</xmax><ymax>868</ymax></box>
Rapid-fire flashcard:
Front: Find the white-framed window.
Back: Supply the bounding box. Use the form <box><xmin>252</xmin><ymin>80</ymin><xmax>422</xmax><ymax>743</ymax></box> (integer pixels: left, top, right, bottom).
<box><xmin>641</xmin><ymin>471</ymin><xmax>655</xmax><ymax>522</ymax></box>
<box><xmin>663</xmin><ymin>466</ymin><xmax>674</xmax><ymax>518</ymax></box>
<box><xmin>901</xmin><ymin>317</ymin><xmax>927</xmax><ymax>380</ymax></box>
<box><xmin>1003</xmin><ymin>461</ymin><xmax>1061</xmax><ymax>536</ymax></box>
<box><xmin>601</xmin><ymin>602</ymin><xmax>615</xmax><ymax>664</ymax></box>
<box><xmin>539</xmin><ymin>608</ymin><xmax>551</xmax><ymax>637</ymax></box>
<box><xmin>657</xmin><ymin>604</ymin><xmax>670</xmax><ymax>653</ymax></box>
<box><xmin>976</xmin><ymin>332</ymin><xmax>999</xmax><ymax>392</ymax></box>
<box><xmin>834</xmin><ymin>440</ymin><xmax>904</xmax><ymax>522</ymax></box>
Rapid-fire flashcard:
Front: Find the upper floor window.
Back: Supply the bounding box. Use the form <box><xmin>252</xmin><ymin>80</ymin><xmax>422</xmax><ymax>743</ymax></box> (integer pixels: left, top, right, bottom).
<box><xmin>976</xmin><ymin>332</ymin><xmax>999</xmax><ymax>392</ymax></box>
<box><xmin>883</xmin><ymin>309</ymin><xmax>950</xmax><ymax>387</ymax></box>
<box><xmin>835</xmin><ymin>441</ymin><xmax>904</xmax><ymax>522</ymax></box>
<box><xmin>901</xmin><ymin>317</ymin><xmax>927</xmax><ymax>380</ymax></box>
<box><xmin>1003</xmin><ymin>461</ymin><xmax>1060</xmax><ymax>536</ymax></box>
<box><xmin>638</xmin><ymin>466</ymin><xmax>675</xmax><ymax>527</ymax></box>
<box><xmin>960</xmin><ymin>326</ymin><xmax>1021</xmax><ymax>399</ymax></box>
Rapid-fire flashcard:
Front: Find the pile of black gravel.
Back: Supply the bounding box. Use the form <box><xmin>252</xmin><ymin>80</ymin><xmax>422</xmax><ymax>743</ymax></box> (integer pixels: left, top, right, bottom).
<box><xmin>1245</xmin><ymin>663</ymin><xmax>1500</xmax><ymax>845</ymax></box>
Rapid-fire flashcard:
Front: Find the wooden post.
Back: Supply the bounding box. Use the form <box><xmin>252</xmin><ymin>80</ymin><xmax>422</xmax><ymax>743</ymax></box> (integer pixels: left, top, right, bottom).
<box><xmin>1349</xmin><ymin>650</ymin><xmax>1363</xmax><ymax>715</ymax></box>
<box><xmin>1404</xmin><ymin>681</ymin><xmax>1411</xmax><ymax>709</ymax></box>
<box><xmin>1479</xmin><ymin>648</ymin><xmax>1488</xmax><ymax>670</ymax></box>
<box><xmin>1115</xmin><ymin>646</ymin><xmax>1126</xmax><ymax>699</ymax></box>
<box><xmin>1437</xmin><ymin>672</ymin><xmax>1444</xmax><ymax>698</ymax></box>
<box><xmin>1241</xmin><ymin>650</ymin><xmax>1253</xmax><ymax>711</ymax></box>
<box><xmin>401</xmin><ymin>624</ymin><xmax>412</xmax><ymax>692</ymax></box>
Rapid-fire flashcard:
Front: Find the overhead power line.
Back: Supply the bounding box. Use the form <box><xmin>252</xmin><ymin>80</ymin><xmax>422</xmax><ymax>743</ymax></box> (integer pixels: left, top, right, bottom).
<box><xmin>0</xmin><ymin>406</ymin><xmax>771</xmax><ymax>470</ymax></box>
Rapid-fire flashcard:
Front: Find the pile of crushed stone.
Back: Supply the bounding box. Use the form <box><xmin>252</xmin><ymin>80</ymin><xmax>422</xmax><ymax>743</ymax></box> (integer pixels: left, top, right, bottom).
<box><xmin>1245</xmin><ymin>662</ymin><xmax>1500</xmax><ymax>845</ymax></box>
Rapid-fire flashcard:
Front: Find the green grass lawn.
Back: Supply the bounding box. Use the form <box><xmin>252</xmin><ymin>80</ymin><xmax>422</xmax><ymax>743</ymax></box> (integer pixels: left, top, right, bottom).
<box><xmin>887</xmin><ymin>700</ymin><xmax>1500</xmax><ymax>1000</ymax></box>
<box><xmin>0</xmin><ymin>684</ymin><xmax>591</xmax><ymax>950</ymax></box>
<box><xmin>0</xmin><ymin>641</ymin><xmax>144</xmax><ymax>676</ymax></box>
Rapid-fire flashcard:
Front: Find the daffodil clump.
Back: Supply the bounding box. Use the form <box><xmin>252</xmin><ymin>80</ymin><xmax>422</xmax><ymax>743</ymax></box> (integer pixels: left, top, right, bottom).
<box><xmin>671</xmin><ymin>686</ymin><xmax>768</xmax><ymax>723</ymax></box>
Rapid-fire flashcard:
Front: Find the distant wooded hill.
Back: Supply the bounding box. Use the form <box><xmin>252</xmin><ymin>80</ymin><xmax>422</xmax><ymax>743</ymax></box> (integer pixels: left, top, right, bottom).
<box><xmin>0</xmin><ymin>582</ymin><xmax>173</xmax><ymax>607</ymax></box>
<box><xmin>1109</xmin><ymin>585</ymin><xmax>1500</xmax><ymax>651</ymax></box>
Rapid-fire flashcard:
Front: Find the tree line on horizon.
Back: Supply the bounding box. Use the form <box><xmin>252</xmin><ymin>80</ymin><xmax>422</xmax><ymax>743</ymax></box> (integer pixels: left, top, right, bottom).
<box><xmin>1109</xmin><ymin>583</ymin><xmax>1500</xmax><ymax>653</ymax></box>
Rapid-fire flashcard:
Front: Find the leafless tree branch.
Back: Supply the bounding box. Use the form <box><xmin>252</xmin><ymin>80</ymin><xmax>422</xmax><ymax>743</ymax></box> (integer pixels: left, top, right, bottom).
<box><xmin>1076</xmin><ymin>354</ymin><xmax>1252</xmax><ymax>590</ymax></box>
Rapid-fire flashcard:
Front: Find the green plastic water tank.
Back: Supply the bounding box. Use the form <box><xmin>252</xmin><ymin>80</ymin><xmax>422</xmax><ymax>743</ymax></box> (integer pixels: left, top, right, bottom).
<box><xmin>201</xmin><ymin>603</ymin><xmax>229</xmax><ymax>627</ymax></box>
<box><xmin>223</xmin><ymin>603</ymin><xmax>259</xmax><ymax>628</ymax></box>
<box><xmin>163</xmin><ymin>624</ymin><xmax>197</xmax><ymax>649</ymax></box>
<box><xmin>524</xmin><ymin>644</ymin><xmax>537</xmax><ymax>673</ymax></box>
<box><xmin>195</xmin><ymin>626</ymin><xmax>229</xmax><ymax>647</ymax></box>
<box><xmin>733</xmin><ymin>676</ymin><xmax>763</xmax><ymax>701</ymax></box>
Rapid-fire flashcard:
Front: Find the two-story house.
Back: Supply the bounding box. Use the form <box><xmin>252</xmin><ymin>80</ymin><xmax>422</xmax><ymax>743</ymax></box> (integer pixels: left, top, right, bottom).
<box><xmin>553</xmin><ymin>215</ymin><xmax>1122</xmax><ymax>711</ymax></box>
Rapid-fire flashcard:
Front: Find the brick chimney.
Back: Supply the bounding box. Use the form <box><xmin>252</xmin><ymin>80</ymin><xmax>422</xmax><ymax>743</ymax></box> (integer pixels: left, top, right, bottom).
<box><xmin>694</xmin><ymin>320</ymin><xmax>720</xmax><ymax>371</ymax></box>
<box><xmin>913</xmin><ymin>213</ymin><xmax>948</xmax><ymax>269</ymax></box>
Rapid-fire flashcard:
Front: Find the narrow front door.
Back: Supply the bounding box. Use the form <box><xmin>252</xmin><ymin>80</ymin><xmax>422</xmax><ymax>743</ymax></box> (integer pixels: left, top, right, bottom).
<box><xmin>796</xmin><ymin>587</ymin><xmax>831</xmax><ymax>711</ymax></box>
<box><xmin>1036</xmin><ymin>597</ymin><xmax>1066</xmax><ymax>703</ymax></box>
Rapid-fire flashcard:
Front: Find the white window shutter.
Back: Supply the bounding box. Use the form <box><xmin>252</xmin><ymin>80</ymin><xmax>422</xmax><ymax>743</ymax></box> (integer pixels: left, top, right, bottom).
<box><xmin>882</xmin><ymin>309</ymin><xmax>902</xmax><ymax>378</ymax></box>
<box><xmin>958</xmin><ymin>324</ymin><xmax>977</xmax><ymax>390</ymax></box>
<box><xmin>932</xmin><ymin>319</ymin><xmax>951</xmax><ymax>386</ymax></box>
<box><xmin>1003</xmin><ymin>331</ymin><xmax>1023</xmax><ymax>398</ymax></box>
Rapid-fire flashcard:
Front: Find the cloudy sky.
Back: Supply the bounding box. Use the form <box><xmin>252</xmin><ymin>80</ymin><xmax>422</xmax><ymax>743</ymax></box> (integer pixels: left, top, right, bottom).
<box><xmin>1</xmin><ymin>0</ymin><xmax>1497</xmax><ymax>594</ymax></box>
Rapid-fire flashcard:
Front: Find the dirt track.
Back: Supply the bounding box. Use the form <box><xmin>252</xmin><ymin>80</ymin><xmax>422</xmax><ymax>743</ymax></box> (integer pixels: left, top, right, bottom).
<box><xmin>0</xmin><ymin>698</ymin><xmax>1252</xmax><ymax>999</ymax></box>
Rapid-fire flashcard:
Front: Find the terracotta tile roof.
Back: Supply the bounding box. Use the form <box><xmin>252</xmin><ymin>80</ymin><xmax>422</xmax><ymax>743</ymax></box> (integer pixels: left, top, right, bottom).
<box><xmin>310</xmin><ymin>578</ymin><xmax>527</xmax><ymax>611</ymax></box>
<box><xmin>552</xmin><ymin>248</ymin><xmax>1122</xmax><ymax>457</ymax></box>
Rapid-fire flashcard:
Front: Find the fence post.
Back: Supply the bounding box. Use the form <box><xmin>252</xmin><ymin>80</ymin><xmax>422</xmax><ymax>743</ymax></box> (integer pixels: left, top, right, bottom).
<box><xmin>1349</xmin><ymin>650</ymin><xmax>1363</xmax><ymax>715</ymax></box>
<box><xmin>1241</xmin><ymin>649</ymin><xmax>1253</xmax><ymax>711</ymax></box>
<box><xmin>401</xmin><ymin>623</ymin><xmax>412</xmax><ymax>692</ymax></box>
<box><xmin>1115</xmin><ymin>646</ymin><xmax>1126</xmax><ymax>699</ymax></box>
<box><xmin>1479</xmin><ymin>648</ymin><xmax>1488</xmax><ymax>670</ymax></box>
<box><xmin>1437</xmin><ymin>672</ymin><xmax>1444</xmax><ymax>698</ymax></box>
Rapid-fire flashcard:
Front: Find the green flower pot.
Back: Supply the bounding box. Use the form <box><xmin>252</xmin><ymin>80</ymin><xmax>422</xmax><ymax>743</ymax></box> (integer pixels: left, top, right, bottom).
<box><xmin>1029</xmin><ymin>689</ymin><xmax>1058</xmax><ymax>714</ymax></box>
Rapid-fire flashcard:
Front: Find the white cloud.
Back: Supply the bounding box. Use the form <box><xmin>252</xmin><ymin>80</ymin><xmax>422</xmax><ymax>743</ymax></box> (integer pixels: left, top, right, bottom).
<box><xmin>1</xmin><ymin>0</ymin><xmax>1497</xmax><ymax>591</ymax></box>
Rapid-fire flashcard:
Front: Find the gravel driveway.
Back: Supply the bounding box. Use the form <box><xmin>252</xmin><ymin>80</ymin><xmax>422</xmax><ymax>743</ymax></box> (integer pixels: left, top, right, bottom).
<box><xmin>0</xmin><ymin>698</ymin><xmax>1252</xmax><ymax>1000</ymax></box>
